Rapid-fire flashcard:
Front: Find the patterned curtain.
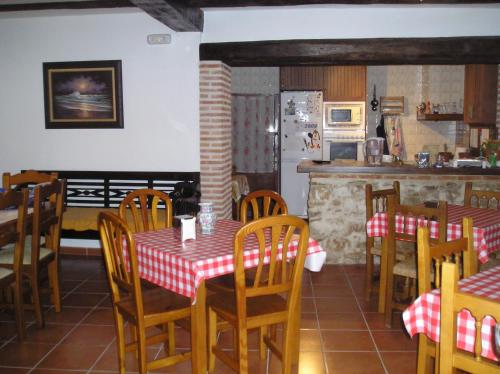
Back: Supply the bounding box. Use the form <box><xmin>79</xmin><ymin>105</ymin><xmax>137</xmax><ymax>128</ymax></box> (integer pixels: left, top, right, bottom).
<box><xmin>232</xmin><ymin>94</ymin><xmax>278</xmax><ymax>173</ymax></box>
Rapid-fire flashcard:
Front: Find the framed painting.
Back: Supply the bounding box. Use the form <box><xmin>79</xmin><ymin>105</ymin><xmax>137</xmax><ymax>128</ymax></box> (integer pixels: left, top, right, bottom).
<box><xmin>43</xmin><ymin>60</ymin><xmax>123</xmax><ymax>129</ymax></box>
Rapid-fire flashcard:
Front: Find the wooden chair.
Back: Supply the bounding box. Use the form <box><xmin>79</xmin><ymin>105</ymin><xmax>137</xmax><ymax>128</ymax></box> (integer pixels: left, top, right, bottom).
<box><xmin>98</xmin><ymin>212</ymin><xmax>192</xmax><ymax>374</ymax></box>
<box><xmin>439</xmin><ymin>262</ymin><xmax>500</xmax><ymax>374</ymax></box>
<box><xmin>365</xmin><ymin>181</ymin><xmax>404</xmax><ymax>301</ymax></box>
<box><xmin>383</xmin><ymin>195</ymin><xmax>448</xmax><ymax>328</ymax></box>
<box><xmin>118</xmin><ymin>189</ymin><xmax>173</xmax><ymax>232</ymax></box>
<box><xmin>240</xmin><ymin>189</ymin><xmax>288</xmax><ymax>224</ymax></box>
<box><xmin>3</xmin><ymin>170</ymin><xmax>58</xmax><ymax>191</ymax></box>
<box><xmin>0</xmin><ymin>189</ymin><xmax>29</xmax><ymax>340</ymax></box>
<box><xmin>416</xmin><ymin>217</ymin><xmax>476</xmax><ymax>374</ymax></box>
<box><xmin>0</xmin><ymin>179</ymin><xmax>65</xmax><ymax>327</ymax></box>
<box><xmin>207</xmin><ymin>215</ymin><xmax>309</xmax><ymax>374</ymax></box>
<box><xmin>464</xmin><ymin>181</ymin><xmax>500</xmax><ymax>209</ymax></box>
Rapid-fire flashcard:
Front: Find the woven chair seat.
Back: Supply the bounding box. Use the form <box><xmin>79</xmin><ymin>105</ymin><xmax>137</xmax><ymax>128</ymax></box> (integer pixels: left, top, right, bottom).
<box><xmin>370</xmin><ymin>240</ymin><xmax>414</xmax><ymax>261</ymax></box>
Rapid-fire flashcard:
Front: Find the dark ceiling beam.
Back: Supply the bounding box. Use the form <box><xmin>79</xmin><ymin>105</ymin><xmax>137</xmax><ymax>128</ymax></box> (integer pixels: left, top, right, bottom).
<box><xmin>200</xmin><ymin>37</ymin><xmax>500</xmax><ymax>66</ymax></box>
<box><xmin>129</xmin><ymin>0</ymin><xmax>203</xmax><ymax>31</ymax></box>
<box><xmin>0</xmin><ymin>1</ymin><xmax>134</xmax><ymax>12</ymax></box>
<box><xmin>188</xmin><ymin>0</ymin><xmax>500</xmax><ymax>6</ymax></box>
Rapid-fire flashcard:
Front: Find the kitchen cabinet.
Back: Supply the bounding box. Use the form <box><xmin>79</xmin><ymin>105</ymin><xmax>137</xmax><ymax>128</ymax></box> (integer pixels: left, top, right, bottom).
<box><xmin>280</xmin><ymin>66</ymin><xmax>366</xmax><ymax>101</ymax></box>
<box><xmin>463</xmin><ymin>64</ymin><xmax>498</xmax><ymax>125</ymax></box>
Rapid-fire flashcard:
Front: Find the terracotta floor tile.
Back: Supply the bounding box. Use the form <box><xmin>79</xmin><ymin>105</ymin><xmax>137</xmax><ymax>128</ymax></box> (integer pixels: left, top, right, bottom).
<box><xmin>300</xmin><ymin>298</ymin><xmax>316</xmax><ymax>313</ymax></box>
<box><xmin>300</xmin><ymin>313</ymin><xmax>319</xmax><ymax>329</ymax></box>
<box><xmin>31</xmin><ymin>369</ymin><xmax>87</xmax><ymax>374</ymax></box>
<box><xmin>61</xmin><ymin>324</ymin><xmax>116</xmax><ymax>346</ymax></box>
<box><xmin>81</xmin><ymin>307</ymin><xmax>115</xmax><ymax>325</ymax></box>
<box><xmin>381</xmin><ymin>351</ymin><xmax>418</xmax><ymax>373</ymax></box>
<box><xmin>325</xmin><ymin>352</ymin><xmax>385</xmax><ymax>374</ymax></box>
<box><xmin>0</xmin><ymin>342</ymin><xmax>54</xmax><ymax>367</ymax></box>
<box><xmin>60</xmin><ymin>280</ymin><xmax>84</xmax><ymax>292</ymax></box>
<box><xmin>37</xmin><ymin>343</ymin><xmax>106</xmax><ymax>370</ymax></box>
<box><xmin>91</xmin><ymin>343</ymin><xmax>160</xmax><ymax>372</ymax></box>
<box><xmin>61</xmin><ymin>293</ymin><xmax>107</xmax><ymax>307</ymax></box>
<box><xmin>44</xmin><ymin>307</ymin><xmax>91</xmax><ymax>325</ymax></box>
<box><xmin>24</xmin><ymin>323</ymin><xmax>74</xmax><ymax>344</ymax></box>
<box><xmin>364</xmin><ymin>312</ymin><xmax>405</xmax><ymax>331</ymax></box>
<box><xmin>75</xmin><ymin>280</ymin><xmax>110</xmax><ymax>294</ymax></box>
<box><xmin>297</xmin><ymin>351</ymin><xmax>326</xmax><ymax>374</ymax></box>
<box><xmin>0</xmin><ymin>321</ymin><xmax>19</xmax><ymax>341</ymax></box>
<box><xmin>313</xmin><ymin>284</ymin><xmax>354</xmax><ymax>298</ymax></box>
<box><xmin>299</xmin><ymin>329</ymin><xmax>322</xmax><ymax>352</ymax></box>
<box><xmin>318</xmin><ymin>312</ymin><xmax>367</xmax><ymax>330</ymax></box>
<box><xmin>372</xmin><ymin>330</ymin><xmax>418</xmax><ymax>351</ymax></box>
<box><xmin>357</xmin><ymin>296</ymin><xmax>380</xmax><ymax>313</ymax></box>
<box><xmin>0</xmin><ymin>367</ymin><xmax>29</xmax><ymax>373</ymax></box>
<box><xmin>315</xmin><ymin>297</ymin><xmax>359</xmax><ymax>313</ymax></box>
<box><xmin>322</xmin><ymin>331</ymin><xmax>375</xmax><ymax>351</ymax></box>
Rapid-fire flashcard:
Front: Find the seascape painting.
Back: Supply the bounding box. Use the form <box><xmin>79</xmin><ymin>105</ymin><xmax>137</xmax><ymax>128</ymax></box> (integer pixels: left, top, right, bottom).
<box><xmin>43</xmin><ymin>60</ymin><xmax>123</xmax><ymax>129</ymax></box>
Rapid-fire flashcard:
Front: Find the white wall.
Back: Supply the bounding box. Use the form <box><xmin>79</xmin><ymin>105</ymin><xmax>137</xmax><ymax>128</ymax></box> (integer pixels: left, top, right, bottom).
<box><xmin>202</xmin><ymin>5</ymin><xmax>500</xmax><ymax>42</ymax></box>
<box><xmin>0</xmin><ymin>10</ymin><xmax>201</xmax><ymax>173</ymax></box>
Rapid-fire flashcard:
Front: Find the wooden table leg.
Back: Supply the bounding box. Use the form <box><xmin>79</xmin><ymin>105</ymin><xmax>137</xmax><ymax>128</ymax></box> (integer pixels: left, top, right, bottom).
<box><xmin>378</xmin><ymin>237</ymin><xmax>388</xmax><ymax>313</ymax></box>
<box><xmin>191</xmin><ymin>281</ymin><xmax>207</xmax><ymax>374</ymax></box>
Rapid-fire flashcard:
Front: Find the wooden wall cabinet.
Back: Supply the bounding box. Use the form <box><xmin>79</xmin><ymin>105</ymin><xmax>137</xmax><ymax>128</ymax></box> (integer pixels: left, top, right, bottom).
<box><xmin>463</xmin><ymin>64</ymin><xmax>498</xmax><ymax>125</ymax></box>
<box><xmin>280</xmin><ymin>66</ymin><xmax>366</xmax><ymax>101</ymax></box>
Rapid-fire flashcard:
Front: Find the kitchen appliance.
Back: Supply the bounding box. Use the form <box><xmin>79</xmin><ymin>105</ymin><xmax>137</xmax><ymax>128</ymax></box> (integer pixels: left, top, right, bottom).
<box><xmin>364</xmin><ymin>137</ymin><xmax>385</xmax><ymax>165</ymax></box>
<box><xmin>322</xmin><ymin>101</ymin><xmax>366</xmax><ymax>161</ymax></box>
<box><xmin>324</xmin><ymin>101</ymin><xmax>364</xmax><ymax>129</ymax></box>
<box><xmin>280</xmin><ymin>91</ymin><xmax>323</xmax><ymax>217</ymax></box>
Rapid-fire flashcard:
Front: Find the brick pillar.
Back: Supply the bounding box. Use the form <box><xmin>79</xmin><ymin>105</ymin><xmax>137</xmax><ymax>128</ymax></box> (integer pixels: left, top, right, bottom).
<box><xmin>199</xmin><ymin>61</ymin><xmax>232</xmax><ymax>219</ymax></box>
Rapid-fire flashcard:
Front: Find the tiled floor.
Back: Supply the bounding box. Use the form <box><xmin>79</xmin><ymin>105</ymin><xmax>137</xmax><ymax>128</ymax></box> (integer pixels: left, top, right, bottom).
<box><xmin>0</xmin><ymin>256</ymin><xmax>418</xmax><ymax>373</ymax></box>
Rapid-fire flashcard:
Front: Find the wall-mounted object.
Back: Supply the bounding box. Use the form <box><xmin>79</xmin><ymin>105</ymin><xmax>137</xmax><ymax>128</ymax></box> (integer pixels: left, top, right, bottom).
<box><xmin>43</xmin><ymin>60</ymin><xmax>124</xmax><ymax>129</ymax></box>
<box><xmin>147</xmin><ymin>34</ymin><xmax>171</xmax><ymax>45</ymax></box>
<box><xmin>370</xmin><ymin>85</ymin><xmax>379</xmax><ymax>111</ymax></box>
<box><xmin>380</xmin><ymin>96</ymin><xmax>404</xmax><ymax>115</ymax></box>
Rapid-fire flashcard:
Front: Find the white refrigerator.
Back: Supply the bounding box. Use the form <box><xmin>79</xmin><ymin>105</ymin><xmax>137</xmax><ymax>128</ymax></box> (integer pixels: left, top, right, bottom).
<box><xmin>280</xmin><ymin>91</ymin><xmax>323</xmax><ymax>217</ymax></box>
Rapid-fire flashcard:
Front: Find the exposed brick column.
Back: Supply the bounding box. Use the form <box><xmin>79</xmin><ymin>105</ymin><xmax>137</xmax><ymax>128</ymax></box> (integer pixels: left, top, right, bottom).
<box><xmin>199</xmin><ymin>61</ymin><xmax>232</xmax><ymax>219</ymax></box>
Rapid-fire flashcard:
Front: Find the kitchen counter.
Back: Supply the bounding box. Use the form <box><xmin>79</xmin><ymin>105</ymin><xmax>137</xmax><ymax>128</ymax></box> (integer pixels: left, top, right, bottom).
<box><xmin>298</xmin><ymin>159</ymin><xmax>500</xmax><ymax>175</ymax></box>
<box><xmin>298</xmin><ymin>159</ymin><xmax>500</xmax><ymax>264</ymax></box>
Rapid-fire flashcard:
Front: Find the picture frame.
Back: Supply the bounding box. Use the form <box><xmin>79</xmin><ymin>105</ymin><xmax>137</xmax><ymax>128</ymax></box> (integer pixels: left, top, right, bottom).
<box><xmin>43</xmin><ymin>60</ymin><xmax>124</xmax><ymax>129</ymax></box>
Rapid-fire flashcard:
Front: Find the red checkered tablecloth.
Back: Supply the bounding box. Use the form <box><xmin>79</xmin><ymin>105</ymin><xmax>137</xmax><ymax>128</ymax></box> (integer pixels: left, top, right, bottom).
<box><xmin>366</xmin><ymin>204</ymin><xmax>500</xmax><ymax>263</ymax></box>
<box><xmin>402</xmin><ymin>266</ymin><xmax>500</xmax><ymax>361</ymax></box>
<box><xmin>131</xmin><ymin>219</ymin><xmax>324</xmax><ymax>300</ymax></box>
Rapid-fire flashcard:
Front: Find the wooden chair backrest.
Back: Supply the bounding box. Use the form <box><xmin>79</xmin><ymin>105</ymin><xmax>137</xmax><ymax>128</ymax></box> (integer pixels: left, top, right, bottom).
<box><xmin>464</xmin><ymin>182</ymin><xmax>500</xmax><ymax>210</ymax></box>
<box><xmin>239</xmin><ymin>190</ymin><xmax>288</xmax><ymax>224</ymax></box>
<box><xmin>365</xmin><ymin>181</ymin><xmax>401</xmax><ymax>220</ymax></box>
<box><xmin>439</xmin><ymin>262</ymin><xmax>500</xmax><ymax>374</ymax></box>
<box><xmin>387</xmin><ymin>194</ymin><xmax>448</xmax><ymax>245</ymax></box>
<box><xmin>417</xmin><ymin>217</ymin><xmax>477</xmax><ymax>296</ymax></box>
<box><xmin>118</xmin><ymin>189</ymin><xmax>173</xmax><ymax>232</ymax></box>
<box><xmin>98</xmin><ymin>212</ymin><xmax>144</xmax><ymax>318</ymax></box>
<box><xmin>0</xmin><ymin>189</ymin><xmax>29</xmax><ymax>279</ymax></box>
<box><xmin>233</xmin><ymin>215</ymin><xmax>308</xmax><ymax>326</ymax></box>
<box><xmin>30</xmin><ymin>180</ymin><xmax>65</xmax><ymax>264</ymax></box>
<box><xmin>2</xmin><ymin>170</ymin><xmax>58</xmax><ymax>190</ymax></box>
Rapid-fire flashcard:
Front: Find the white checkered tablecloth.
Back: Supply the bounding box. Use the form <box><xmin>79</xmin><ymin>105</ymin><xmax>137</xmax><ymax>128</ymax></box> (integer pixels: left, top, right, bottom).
<box><xmin>366</xmin><ymin>204</ymin><xmax>500</xmax><ymax>264</ymax></box>
<box><xmin>402</xmin><ymin>266</ymin><xmax>500</xmax><ymax>361</ymax></box>
<box><xmin>131</xmin><ymin>219</ymin><xmax>324</xmax><ymax>300</ymax></box>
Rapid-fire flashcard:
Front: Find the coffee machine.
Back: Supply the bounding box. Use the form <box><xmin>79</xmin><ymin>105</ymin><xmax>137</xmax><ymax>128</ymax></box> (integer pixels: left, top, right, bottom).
<box><xmin>364</xmin><ymin>137</ymin><xmax>385</xmax><ymax>165</ymax></box>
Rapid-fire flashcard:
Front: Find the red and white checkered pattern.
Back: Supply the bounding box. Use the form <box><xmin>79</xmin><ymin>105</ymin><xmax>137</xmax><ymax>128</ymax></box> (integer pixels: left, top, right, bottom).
<box><xmin>131</xmin><ymin>219</ymin><xmax>324</xmax><ymax>300</ymax></box>
<box><xmin>366</xmin><ymin>204</ymin><xmax>500</xmax><ymax>264</ymax></box>
<box><xmin>402</xmin><ymin>266</ymin><xmax>500</xmax><ymax>361</ymax></box>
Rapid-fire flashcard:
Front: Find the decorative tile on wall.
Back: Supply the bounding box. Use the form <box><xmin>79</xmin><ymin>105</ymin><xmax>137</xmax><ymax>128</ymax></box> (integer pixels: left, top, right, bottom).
<box><xmin>367</xmin><ymin>65</ymin><xmax>465</xmax><ymax>161</ymax></box>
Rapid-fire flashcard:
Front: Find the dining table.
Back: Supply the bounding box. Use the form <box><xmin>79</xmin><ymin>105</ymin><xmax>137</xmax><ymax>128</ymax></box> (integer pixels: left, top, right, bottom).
<box><xmin>366</xmin><ymin>204</ymin><xmax>500</xmax><ymax>312</ymax></box>
<box><xmin>131</xmin><ymin>218</ymin><xmax>326</xmax><ymax>374</ymax></box>
<box><xmin>402</xmin><ymin>265</ymin><xmax>500</xmax><ymax>361</ymax></box>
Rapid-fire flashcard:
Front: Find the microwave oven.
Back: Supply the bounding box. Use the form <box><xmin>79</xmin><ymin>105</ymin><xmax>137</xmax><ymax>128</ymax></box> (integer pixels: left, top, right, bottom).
<box><xmin>324</xmin><ymin>102</ymin><xmax>365</xmax><ymax>129</ymax></box>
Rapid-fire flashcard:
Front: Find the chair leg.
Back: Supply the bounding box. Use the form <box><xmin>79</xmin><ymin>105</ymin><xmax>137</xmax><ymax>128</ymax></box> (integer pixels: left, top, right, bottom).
<box><xmin>365</xmin><ymin>244</ymin><xmax>374</xmax><ymax>301</ymax></box>
<box><xmin>417</xmin><ymin>335</ymin><xmax>431</xmax><ymax>374</ymax></box>
<box><xmin>207</xmin><ymin>307</ymin><xmax>217</xmax><ymax>373</ymax></box>
<box><xmin>167</xmin><ymin>321</ymin><xmax>175</xmax><ymax>356</ymax></box>
<box><xmin>11</xmin><ymin>280</ymin><xmax>25</xmax><ymax>341</ymax></box>
<box><xmin>115</xmin><ymin>314</ymin><xmax>127</xmax><ymax>374</ymax></box>
<box><xmin>237</xmin><ymin>325</ymin><xmax>249</xmax><ymax>374</ymax></box>
<box><xmin>259</xmin><ymin>326</ymin><xmax>266</xmax><ymax>360</ymax></box>
<box><xmin>48</xmin><ymin>260</ymin><xmax>61</xmax><ymax>312</ymax></box>
<box><xmin>281</xmin><ymin>322</ymin><xmax>292</xmax><ymax>374</ymax></box>
<box><xmin>30</xmin><ymin>273</ymin><xmax>44</xmax><ymax>328</ymax></box>
<box><xmin>137</xmin><ymin>324</ymin><xmax>147</xmax><ymax>374</ymax></box>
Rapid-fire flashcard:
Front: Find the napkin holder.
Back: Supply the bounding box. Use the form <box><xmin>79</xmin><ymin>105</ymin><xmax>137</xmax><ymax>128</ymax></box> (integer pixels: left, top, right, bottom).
<box><xmin>174</xmin><ymin>215</ymin><xmax>196</xmax><ymax>242</ymax></box>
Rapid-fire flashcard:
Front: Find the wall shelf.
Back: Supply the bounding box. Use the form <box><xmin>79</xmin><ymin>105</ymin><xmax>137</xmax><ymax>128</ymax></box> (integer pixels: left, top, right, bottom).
<box><xmin>416</xmin><ymin>113</ymin><xmax>464</xmax><ymax>121</ymax></box>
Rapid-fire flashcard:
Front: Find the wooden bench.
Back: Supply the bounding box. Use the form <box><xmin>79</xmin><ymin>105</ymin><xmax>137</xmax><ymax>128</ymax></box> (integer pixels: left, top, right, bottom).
<box><xmin>36</xmin><ymin>170</ymin><xmax>200</xmax><ymax>239</ymax></box>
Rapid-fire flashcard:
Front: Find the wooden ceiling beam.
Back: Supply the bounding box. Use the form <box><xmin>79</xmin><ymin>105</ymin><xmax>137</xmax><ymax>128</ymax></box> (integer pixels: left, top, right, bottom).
<box><xmin>0</xmin><ymin>1</ymin><xmax>134</xmax><ymax>12</ymax></box>
<box><xmin>200</xmin><ymin>37</ymin><xmax>500</xmax><ymax>66</ymax></box>
<box><xmin>129</xmin><ymin>0</ymin><xmax>203</xmax><ymax>31</ymax></box>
